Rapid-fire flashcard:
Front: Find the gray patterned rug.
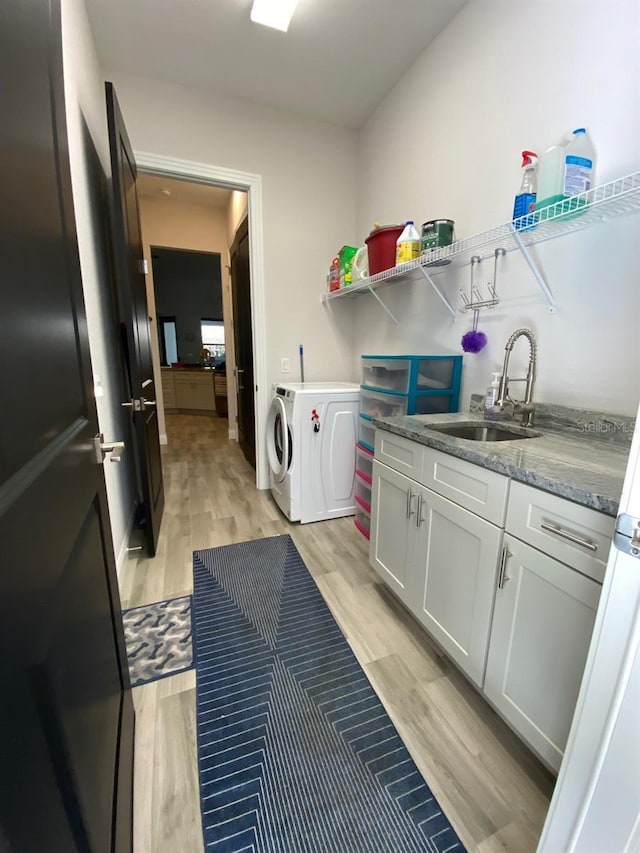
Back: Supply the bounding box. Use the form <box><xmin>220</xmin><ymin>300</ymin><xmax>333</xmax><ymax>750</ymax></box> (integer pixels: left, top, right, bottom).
<box><xmin>122</xmin><ymin>595</ymin><xmax>193</xmax><ymax>686</ymax></box>
<box><xmin>193</xmin><ymin>534</ymin><xmax>466</xmax><ymax>852</ymax></box>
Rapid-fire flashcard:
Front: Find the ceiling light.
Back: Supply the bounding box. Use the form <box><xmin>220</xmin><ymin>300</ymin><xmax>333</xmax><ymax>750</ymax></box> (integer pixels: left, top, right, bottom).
<box><xmin>250</xmin><ymin>0</ymin><xmax>299</xmax><ymax>32</ymax></box>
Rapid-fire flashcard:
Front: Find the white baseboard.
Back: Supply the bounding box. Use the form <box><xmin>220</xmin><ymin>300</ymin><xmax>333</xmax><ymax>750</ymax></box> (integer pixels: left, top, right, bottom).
<box><xmin>160</xmin><ymin>433</ymin><xmax>168</xmax><ymax>445</ymax></box>
<box><xmin>228</xmin><ymin>426</ymin><xmax>238</xmax><ymax>440</ymax></box>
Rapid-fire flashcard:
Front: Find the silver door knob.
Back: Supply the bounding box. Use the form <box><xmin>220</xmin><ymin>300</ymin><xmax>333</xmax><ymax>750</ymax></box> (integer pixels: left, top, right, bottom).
<box><xmin>141</xmin><ymin>398</ymin><xmax>156</xmax><ymax>410</ymax></box>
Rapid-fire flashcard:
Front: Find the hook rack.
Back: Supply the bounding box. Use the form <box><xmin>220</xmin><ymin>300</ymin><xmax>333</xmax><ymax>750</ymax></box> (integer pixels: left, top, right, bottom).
<box><xmin>459</xmin><ymin>248</ymin><xmax>505</xmax><ymax>312</ymax></box>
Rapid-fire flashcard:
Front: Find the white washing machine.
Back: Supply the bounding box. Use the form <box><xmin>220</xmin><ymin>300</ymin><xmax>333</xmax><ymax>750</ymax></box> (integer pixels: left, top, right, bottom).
<box><xmin>266</xmin><ymin>382</ymin><xmax>360</xmax><ymax>523</ymax></box>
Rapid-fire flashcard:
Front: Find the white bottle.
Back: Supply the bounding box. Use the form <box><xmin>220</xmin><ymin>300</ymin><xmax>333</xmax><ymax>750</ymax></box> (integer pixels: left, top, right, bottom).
<box><xmin>535</xmin><ymin>145</ymin><xmax>565</xmax><ymax>211</ymax></box>
<box><xmin>563</xmin><ymin>127</ymin><xmax>596</xmax><ymax>197</ymax></box>
<box><xmin>484</xmin><ymin>372</ymin><xmax>502</xmax><ymax>420</ymax></box>
<box><xmin>395</xmin><ymin>220</ymin><xmax>420</xmax><ymax>265</ymax></box>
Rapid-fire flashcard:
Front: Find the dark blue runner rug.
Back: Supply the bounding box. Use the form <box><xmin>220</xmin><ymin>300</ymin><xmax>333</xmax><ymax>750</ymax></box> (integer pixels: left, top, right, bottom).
<box><xmin>193</xmin><ymin>534</ymin><xmax>466</xmax><ymax>852</ymax></box>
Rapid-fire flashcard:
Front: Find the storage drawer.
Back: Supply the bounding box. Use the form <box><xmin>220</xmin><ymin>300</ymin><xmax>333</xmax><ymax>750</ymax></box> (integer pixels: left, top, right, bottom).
<box><xmin>360</xmin><ymin>388</ymin><xmax>408</xmax><ymax>419</ymax></box>
<box><xmin>358</xmin><ymin>415</ymin><xmax>375</xmax><ymax>451</ymax></box>
<box><xmin>422</xmin><ymin>446</ymin><xmax>509</xmax><ymax>526</ymax></box>
<box><xmin>415</xmin><ymin>357</ymin><xmax>459</xmax><ymax>390</ymax></box>
<box><xmin>355</xmin><ymin>476</ymin><xmax>372</xmax><ymax>512</ymax></box>
<box><xmin>362</xmin><ymin>358</ymin><xmax>412</xmax><ymax>393</ymax></box>
<box><xmin>374</xmin><ymin>429</ymin><xmax>424</xmax><ymax>482</ymax></box>
<box><xmin>356</xmin><ymin>443</ymin><xmax>374</xmax><ymax>483</ymax></box>
<box><xmin>354</xmin><ymin>503</ymin><xmax>371</xmax><ymax>540</ymax></box>
<box><xmin>506</xmin><ymin>481</ymin><xmax>614</xmax><ymax>583</ymax></box>
<box><xmin>414</xmin><ymin>393</ymin><xmax>456</xmax><ymax>415</ymax></box>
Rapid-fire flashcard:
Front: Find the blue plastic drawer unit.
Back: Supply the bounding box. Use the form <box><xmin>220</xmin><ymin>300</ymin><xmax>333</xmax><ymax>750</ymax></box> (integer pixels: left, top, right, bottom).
<box><xmin>360</xmin><ymin>354</ymin><xmax>462</xmax><ymax>417</ymax></box>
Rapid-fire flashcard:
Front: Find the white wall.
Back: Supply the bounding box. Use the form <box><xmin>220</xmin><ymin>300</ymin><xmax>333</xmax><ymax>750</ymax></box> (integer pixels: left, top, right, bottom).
<box><xmin>138</xmin><ymin>196</ymin><xmax>238</xmax><ymax>440</ymax></box>
<box><xmin>354</xmin><ymin>0</ymin><xmax>640</xmax><ymax>415</ymax></box>
<box><xmin>103</xmin><ymin>71</ymin><xmax>360</xmax><ymax>393</ymax></box>
<box><xmin>61</xmin><ymin>0</ymin><xmax>137</xmax><ymax>574</ymax></box>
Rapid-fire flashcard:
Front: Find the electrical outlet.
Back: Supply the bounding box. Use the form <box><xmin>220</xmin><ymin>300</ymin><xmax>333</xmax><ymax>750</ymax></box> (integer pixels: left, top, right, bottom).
<box><xmin>281</xmin><ymin>357</ymin><xmax>290</xmax><ymax>373</ymax></box>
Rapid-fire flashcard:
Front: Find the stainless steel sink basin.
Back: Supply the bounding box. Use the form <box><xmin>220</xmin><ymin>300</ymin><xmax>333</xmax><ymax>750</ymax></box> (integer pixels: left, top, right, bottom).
<box><xmin>427</xmin><ymin>422</ymin><xmax>541</xmax><ymax>442</ymax></box>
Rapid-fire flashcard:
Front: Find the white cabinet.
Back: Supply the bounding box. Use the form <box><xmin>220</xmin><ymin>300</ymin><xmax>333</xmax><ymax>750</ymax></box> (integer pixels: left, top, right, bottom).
<box><xmin>484</xmin><ymin>481</ymin><xmax>613</xmax><ymax>771</ymax></box>
<box><xmin>172</xmin><ymin>371</ymin><xmax>215</xmax><ymax>412</ymax></box>
<box><xmin>370</xmin><ymin>433</ymin><xmax>508</xmax><ymax>686</ymax></box>
<box><xmin>370</xmin><ymin>429</ymin><xmax>616</xmax><ymax>769</ymax></box>
<box><xmin>413</xmin><ymin>489</ymin><xmax>503</xmax><ymax>687</ymax></box>
<box><xmin>370</xmin><ymin>461</ymin><xmax>419</xmax><ymax>607</ymax></box>
<box><xmin>484</xmin><ymin>534</ymin><xmax>601</xmax><ymax>772</ymax></box>
<box><xmin>161</xmin><ymin>369</ymin><xmax>176</xmax><ymax>410</ymax></box>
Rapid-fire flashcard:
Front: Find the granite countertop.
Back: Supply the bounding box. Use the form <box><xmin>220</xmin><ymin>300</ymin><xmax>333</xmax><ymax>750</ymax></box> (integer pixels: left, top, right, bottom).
<box><xmin>372</xmin><ymin>403</ymin><xmax>635</xmax><ymax>517</ymax></box>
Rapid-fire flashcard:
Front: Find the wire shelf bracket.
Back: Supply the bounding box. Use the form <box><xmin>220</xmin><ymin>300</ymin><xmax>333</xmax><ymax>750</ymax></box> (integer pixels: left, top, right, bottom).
<box><xmin>509</xmin><ymin>226</ymin><xmax>556</xmax><ymax>313</ymax></box>
<box><xmin>417</xmin><ymin>265</ymin><xmax>457</xmax><ymax>318</ymax></box>
<box><xmin>365</xmin><ymin>284</ymin><xmax>399</xmax><ymax>324</ymax></box>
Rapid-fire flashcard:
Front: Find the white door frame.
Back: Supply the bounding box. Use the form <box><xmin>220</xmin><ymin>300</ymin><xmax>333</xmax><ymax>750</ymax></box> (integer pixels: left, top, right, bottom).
<box><xmin>539</xmin><ymin>406</ymin><xmax>640</xmax><ymax>852</ymax></box>
<box><xmin>134</xmin><ymin>151</ymin><xmax>269</xmax><ymax>490</ymax></box>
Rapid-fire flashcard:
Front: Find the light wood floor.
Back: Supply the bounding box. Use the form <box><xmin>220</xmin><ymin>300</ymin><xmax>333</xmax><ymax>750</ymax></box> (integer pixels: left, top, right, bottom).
<box><xmin>119</xmin><ymin>414</ymin><xmax>555</xmax><ymax>853</ymax></box>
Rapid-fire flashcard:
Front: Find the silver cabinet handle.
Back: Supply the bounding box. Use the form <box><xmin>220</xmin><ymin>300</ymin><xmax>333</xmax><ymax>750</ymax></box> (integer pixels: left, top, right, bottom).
<box><xmin>406</xmin><ymin>488</ymin><xmax>416</xmax><ymax>519</ymax></box>
<box><xmin>541</xmin><ymin>520</ymin><xmax>598</xmax><ymax>552</ymax></box>
<box><xmin>498</xmin><ymin>545</ymin><xmax>512</xmax><ymax>589</ymax></box>
<box><xmin>416</xmin><ymin>494</ymin><xmax>427</xmax><ymax>527</ymax></box>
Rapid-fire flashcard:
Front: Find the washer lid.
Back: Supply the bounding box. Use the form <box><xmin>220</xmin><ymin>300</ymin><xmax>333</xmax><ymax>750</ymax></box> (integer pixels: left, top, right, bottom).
<box><xmin>266</xmin><ymin>395</ymin><xmax>290</xmax><ymax>483</ymax></box>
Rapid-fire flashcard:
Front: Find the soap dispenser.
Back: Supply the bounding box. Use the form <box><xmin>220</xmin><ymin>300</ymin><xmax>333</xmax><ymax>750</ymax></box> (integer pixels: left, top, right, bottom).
<box><xmin>484</xmin><ymin>372</ymin><xmax>502</xmax><ymax>421</ymax></box>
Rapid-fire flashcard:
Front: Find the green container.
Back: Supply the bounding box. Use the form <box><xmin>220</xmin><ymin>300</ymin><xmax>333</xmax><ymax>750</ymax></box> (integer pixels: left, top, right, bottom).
<box><xmin>339</xmin><ymin>245</ymin><xmax>358</xmax><ymax>287</ymax></box>
<box><xmin>421</xmin><ymin>220</ymin><xmax>455</xmax><ymax>252</ymax></box>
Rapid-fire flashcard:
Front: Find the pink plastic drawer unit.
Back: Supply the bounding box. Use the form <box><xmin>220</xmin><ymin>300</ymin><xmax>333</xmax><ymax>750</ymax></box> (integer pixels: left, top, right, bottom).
<box><xmin>358</xmin><ymin>415</ymin><xmax>375</xmax><ymax>451</ymax></box>
<box><xmin>355</xmin><ymin>477</ymin><xmax>372</xmax><ymax>513</ymax></box>
<box><xmin>360</xmin><ymin>388</ymin><xmax>408</xmax><ymax>420</ymax></box>
<box><xmin>354</xmin><ymin>503</ymin><xmax>371</xmax><ymax>540</ymax></box>
<box><xmin>355</xmin><ymin>443</ymin><xmax>374</xmax><ymax>484</ymax></box>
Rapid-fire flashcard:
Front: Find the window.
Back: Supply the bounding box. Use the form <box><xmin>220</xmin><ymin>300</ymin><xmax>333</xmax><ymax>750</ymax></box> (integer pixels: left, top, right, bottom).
<box><xmin>201</xmin><ymin>320</ymin><xmax>225</xmax><ymax>359</ymax></box>
<box><xmin>159</xmin><ymin>316</ymin><xmax>178</xmax><ymax>366</ymax></box>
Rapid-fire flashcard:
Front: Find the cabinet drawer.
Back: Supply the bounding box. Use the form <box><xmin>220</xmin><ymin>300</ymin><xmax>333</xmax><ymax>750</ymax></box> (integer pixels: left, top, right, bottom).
<box><xmin>421</xmin><ymin>446</ymin><xmax>509</xmax><ymax>525</ymax></box>
<box><xmin>506</xmin><ymin>481</ymin><xmax>614</xmax><ymax>583</ymax></box>
<box><xmin>374</xmin><ymin>430</ymin><xmax>424</xmax><ymax>481</ymax></box>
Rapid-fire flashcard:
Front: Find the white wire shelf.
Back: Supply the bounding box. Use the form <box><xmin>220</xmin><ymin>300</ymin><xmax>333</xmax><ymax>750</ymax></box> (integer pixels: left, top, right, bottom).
<box><xmin>321</xmin><ymin>170</ymin><xmax>640</xmax><ymax>319</ymax></box>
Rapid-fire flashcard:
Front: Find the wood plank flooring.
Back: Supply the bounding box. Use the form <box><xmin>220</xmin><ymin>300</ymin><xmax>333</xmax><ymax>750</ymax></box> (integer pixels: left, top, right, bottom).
<box><xmin>119</xmin><ymin>414</ymin><xmax>554</xmax><ymax>853</ymax></box>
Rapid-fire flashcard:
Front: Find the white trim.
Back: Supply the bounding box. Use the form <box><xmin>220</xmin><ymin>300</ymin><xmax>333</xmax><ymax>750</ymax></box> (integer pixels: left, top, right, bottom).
<box><xmin>159</xmin><ymin>433</ymin><xmax>168</xmax><ymax>446</ymax></box>
<box><xmin>133</xmin><ymin>151</ymin><xmax>268</xmax><ymax>490</ymax></box>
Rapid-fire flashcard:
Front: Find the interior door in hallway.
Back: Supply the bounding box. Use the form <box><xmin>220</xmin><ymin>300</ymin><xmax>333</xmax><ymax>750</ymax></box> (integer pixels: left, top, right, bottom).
<box><xmin>230</xmin><ymin>217</ymin><xmax>256</xmax><ymax>469</ymax></box>
<box><xmin>106</xmin><ymin>82</ymin><xmax>165</xmax><ymax>555</ymax></box>
<box><xmin>0</xmin><ymin>1</ymin><xmax>133</xmax><ymax>849</ymax></box>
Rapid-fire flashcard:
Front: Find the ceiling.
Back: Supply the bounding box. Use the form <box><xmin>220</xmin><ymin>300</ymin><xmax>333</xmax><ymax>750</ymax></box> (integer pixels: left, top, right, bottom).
<box><xmin>84</xmin><ymin>0</ymin><xmax>467</xmax><ymax>129</ymax></box>
<box><xmin>137</xmin><ymin>173</ymin><xmax>233</xmax><ymax>208</ymax></box>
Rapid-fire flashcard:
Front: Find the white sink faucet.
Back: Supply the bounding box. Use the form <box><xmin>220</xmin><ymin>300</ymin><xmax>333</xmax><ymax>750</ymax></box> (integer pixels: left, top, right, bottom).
<box><xmin>496</xmin><ymin>328</ymin><xmax>537</xmax><ymax>426</ymax></box>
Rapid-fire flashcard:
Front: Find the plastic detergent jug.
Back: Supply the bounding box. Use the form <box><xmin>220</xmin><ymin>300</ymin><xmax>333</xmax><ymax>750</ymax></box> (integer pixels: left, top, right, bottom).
<box><xmin>535</xmin><ymin>145</ymin><xmax>565</xmax><ymax>213</ymax></box>
<box><xmin>395</xmin><ymin>221</ymin><xmax>420</xmax><ymax>265</ymax></box>
<box><xmin>563</xmin><ymin>128</ymin><xmax>596</xmax><ymax>196</ymax></box>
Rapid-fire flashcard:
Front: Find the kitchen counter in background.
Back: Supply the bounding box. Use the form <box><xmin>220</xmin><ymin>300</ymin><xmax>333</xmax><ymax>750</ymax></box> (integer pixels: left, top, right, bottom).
<box><xmin>373</xmin><ymin>401</ymin><xmax>634</xmax><ymax>517</ymax></box>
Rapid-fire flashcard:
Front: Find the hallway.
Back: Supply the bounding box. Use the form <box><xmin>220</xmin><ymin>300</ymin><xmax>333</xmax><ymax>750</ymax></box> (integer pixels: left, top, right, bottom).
<box><xmin>120</xmin><ymin>414</ymin><xmax>554</xmax><ymax>853</ymax></box>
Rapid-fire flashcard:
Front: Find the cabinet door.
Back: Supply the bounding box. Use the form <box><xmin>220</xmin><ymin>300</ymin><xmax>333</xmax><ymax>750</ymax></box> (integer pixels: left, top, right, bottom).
<box><xmin>413</xmin><ymin>488</ymin><xmax>503</xmax><ymax>687</ymax></box>
<box><xmin>370</xmin><ymin>461</ymin><xmax>416</xmax><ymax>605</ymax></box>
<box><xmin>484</xmin><ymin>535</ymin><xmax>601</xmax><ymax>772</ymax></box>
<box><xmin>174</xmin><ymin>378</ymin><xmax>195</xmax><ymax>410</ymax></box>
<box><xmin>190</xmin><ymin>374</ymin><xmax>215</xmax><ymax>411</ymax></box>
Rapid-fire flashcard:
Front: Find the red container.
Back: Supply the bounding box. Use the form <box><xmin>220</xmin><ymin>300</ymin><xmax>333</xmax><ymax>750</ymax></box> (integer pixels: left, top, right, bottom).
<box><xmin>365</xmin><ymin>224</ymin><xmax>403</xmax><ymax>275</ymax></box>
